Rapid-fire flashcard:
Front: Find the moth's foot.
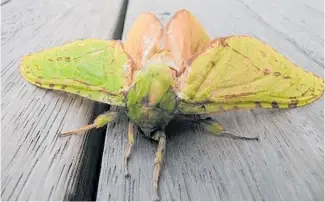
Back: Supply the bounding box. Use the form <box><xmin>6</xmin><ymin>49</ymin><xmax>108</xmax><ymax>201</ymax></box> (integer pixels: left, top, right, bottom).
<box><xmin>124</xmin><ymin>167</ymin><xmax>131</xmax><ymax>178</ymax></box>
<box><xmin>58</xmin><ymin>123</ymin><xmax>97</xmax><ymax>137</ymax></box>
<box><xmin>154</xmin><ymin>194</ymin><xmax>160</xmax><ymax>201</ymax></box>
<box><xmin>221</xmin><ymin>131</ymin><xmax>260</xmax><ymax>141</ymax></box>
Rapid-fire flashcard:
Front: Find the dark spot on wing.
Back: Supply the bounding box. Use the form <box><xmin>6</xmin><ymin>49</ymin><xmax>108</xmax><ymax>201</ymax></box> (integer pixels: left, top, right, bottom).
<box><xmin>57</xmin><ymin>57</ymin><xmax>63</xmax><ymax>61</ymax></box>
<box><xmin>273</xmin><ymin>72</ymin><xmax>281</xmax><ymax>77</ymax></box>
<box><xmin>283</xmin><ymin>76</ymin><xmax>291</xmax><ymax>79</ymax></box>
<box><xmin>271</xmin><ymin>102</ymin><xmax>279</xmax><ymax>108</ymax></box>
<box><xmin>48</xmin><ymin>58</ymin><xmax>54</xmax><ymax>62</ymax></box>
<box><xmin>61</xmin><ymin>85</ymin><xmax>67</xmax><ymax>90</ymax></box>
<box><xmin>264</xmin><ymin>68</ymin><xmax>271</xmax><ymax>76</ymax></box>
<box><xmin>49</xmin><ymin>84</ymin><xmax>55</xmax><ymax>88</ymax></box>
<box><xmin>73</xmin><ymin>79</ymin><xmax>90</xmax><ymax>86</ymax></box>
<box><xmin>301</xmin><ymin>90</ymin><xmax>310</xmax><ymax>97</ymax></box>
<box><xmin>35</xmin><ymin>81</ymin><xmax>42</xmax><ymax>86</ymax></box>
<box><xmin>65</xmin><ymin>57</ymin><xmax>71</xmax><ymax>62</ymax></box>
<box><xmin>288</xmin><ymin>103</ymin><xmax>297</xmax><ymax>108</ymax></box>
<box><xmin>73</xmin><ymin>56</ymin><xmax>82</xmax><ymax>62</ymax></box>
<box><xmin>291</xmin><ymin>99</ymin><xmax>299</xmax><ymax>104</ymax></box>
<box><xmin>223</xmin><ymin>92</ymin><xmax>255</xmax><ymax>99</ymax></box>
<box><xmin>259</xmin><ymin>50</ymin><xmax>266</xmax><ymax>57</ymax></box>
<box><xmin>255</xmin><ymin>101</ymin><xmax>262</xmax><ymax>108</ymax></box>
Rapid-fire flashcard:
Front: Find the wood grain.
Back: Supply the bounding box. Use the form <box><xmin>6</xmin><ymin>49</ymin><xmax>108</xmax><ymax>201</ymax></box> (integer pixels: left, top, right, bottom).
<box><xmin>96</xmin><ymin>0</ymin><xmax>324</xmax><ymax>201</ymax></box>
<box><xmin>1</xmin><ymin>0</ymin><xmax>126</xmax><ymax>200</ymax></box>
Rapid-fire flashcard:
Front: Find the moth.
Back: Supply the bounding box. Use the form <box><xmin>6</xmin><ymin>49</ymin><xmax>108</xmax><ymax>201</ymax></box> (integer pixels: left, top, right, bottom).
<box><xmin>20</xmin><ymin>10</ymin><xmax>324</xmax><ymax>200</ymax></box>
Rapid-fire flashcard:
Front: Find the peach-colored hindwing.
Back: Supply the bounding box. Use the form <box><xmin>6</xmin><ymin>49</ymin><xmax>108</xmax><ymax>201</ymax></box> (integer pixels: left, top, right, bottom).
<box><xmin>165</xmin><ymin>10</ymin><xmax>211</xmax><ymax>75</ymax></box>
<box><xmin>124</xmin><ymin>13</ymin><xmax>164</xmax><ymax>71</ymax></box>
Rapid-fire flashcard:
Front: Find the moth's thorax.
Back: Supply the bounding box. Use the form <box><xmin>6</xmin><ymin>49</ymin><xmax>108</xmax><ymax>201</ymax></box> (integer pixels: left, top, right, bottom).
<box><xmin>126</xmin><ymin>63</ymin><xmax>177</xmax><ymax>138</ymax></box>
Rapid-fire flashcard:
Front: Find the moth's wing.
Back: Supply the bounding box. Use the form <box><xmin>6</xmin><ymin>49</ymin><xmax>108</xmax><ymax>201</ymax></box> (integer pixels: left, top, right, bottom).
<box><xmin>20</xmin><ymin>39</ymin><xmax>135</xmax><ymax>106</ymax></box>
<box><xmin>176</xmin><ymin>36</ymin><xmax>324</xmax><ymax>114</ymax></box>
<box><xmin>123</xmin><ymin>12</ymin><xmax>163</xmax><ymax>69</ymax></box>
<box><xmin>165</xmin><ymin>9</ymin><xmax>211</xmax><ymax>75</ymax></box>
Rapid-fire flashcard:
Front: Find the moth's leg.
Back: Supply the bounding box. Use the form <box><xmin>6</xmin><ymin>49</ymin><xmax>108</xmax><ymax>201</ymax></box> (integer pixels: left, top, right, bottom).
<box><xmin>199</xmin><ymin>117</ymin><xmax>259</xmax><ymax>141</ymax></box>
<box><xmin>124</xmin><ymin>121</ymin><xmax>136</xmax><ymax>177</ymax></box>
<box><xmin>152</xmin><ymin>131</ymin><xmax>166</xmax><ymax>201</ymax></box>
<box><xmin>58</xmin><ymin>111</ymin><xmax>118</xmax><ymax>136</ymax></box>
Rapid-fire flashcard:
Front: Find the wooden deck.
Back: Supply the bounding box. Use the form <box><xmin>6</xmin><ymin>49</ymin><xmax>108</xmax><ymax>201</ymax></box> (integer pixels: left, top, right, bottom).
<box><xmin>2</xmin><ymin>0</ymin><xmax>324</xmax><ymax>201</ymax></box>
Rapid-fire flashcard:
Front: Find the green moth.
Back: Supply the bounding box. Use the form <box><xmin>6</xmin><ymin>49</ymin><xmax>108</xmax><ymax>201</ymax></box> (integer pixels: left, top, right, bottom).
<box><xmin>20</xmin><ymin>10</ymin><xmax>324</xmax><ymax>200</ymax></box>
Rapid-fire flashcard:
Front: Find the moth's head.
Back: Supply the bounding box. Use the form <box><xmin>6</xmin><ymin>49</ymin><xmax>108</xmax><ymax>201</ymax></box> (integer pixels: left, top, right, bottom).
<box><xmin>133</xmin><ymin>107</ymin><xmax>173</xmax><ymax>140</ymax></box>
<box><xmin>125</xmin><ymin>87</ymin><xmax>178</xmax><ymax>139</ymax></box>
<box><xmin>137</xmin><ymin>125</ymin><xmax>163</xmax><ymax>141</ymax></box>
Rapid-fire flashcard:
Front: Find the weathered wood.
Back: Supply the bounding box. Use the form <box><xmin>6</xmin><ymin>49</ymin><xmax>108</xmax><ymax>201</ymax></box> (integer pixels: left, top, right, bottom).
<box><xmin>1</xmin><ymin>0</ymin><xmax>126</xmax><ymax>200</ymax></box>
<box><xmin>97</xmin><ymin>0</ymin><xmax>324</xmax><ymax>201</ymax></box>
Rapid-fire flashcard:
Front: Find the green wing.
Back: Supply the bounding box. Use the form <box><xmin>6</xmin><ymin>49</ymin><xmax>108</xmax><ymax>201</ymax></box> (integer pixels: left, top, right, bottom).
<box><xmin>176</xmin><ymin>36</ymin><xmax>324</xmax><ymax>114</ymax></box>
<box><xmin>20</xmin><ymin>39</ymin><xmax>134</xmax><ymax>106</ymax></box>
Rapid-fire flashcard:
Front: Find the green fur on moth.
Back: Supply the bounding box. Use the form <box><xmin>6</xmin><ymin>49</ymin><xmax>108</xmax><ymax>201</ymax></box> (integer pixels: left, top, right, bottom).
<box><xmin>126</xmin><ymin>63</ymin><xmax>177</xmax><ymax>138</ymax></box>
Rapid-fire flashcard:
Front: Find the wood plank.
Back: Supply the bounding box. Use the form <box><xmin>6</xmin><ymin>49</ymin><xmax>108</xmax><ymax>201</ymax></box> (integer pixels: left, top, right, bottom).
<box><xmin>1</xmin><ymin>0</ymin><xmax>126</xmax><ymax>200</ymax></box>
<box><xmin>97</xmin><ymin>0</ymin><xmax>324</xmax><ymax>200</ymax></box>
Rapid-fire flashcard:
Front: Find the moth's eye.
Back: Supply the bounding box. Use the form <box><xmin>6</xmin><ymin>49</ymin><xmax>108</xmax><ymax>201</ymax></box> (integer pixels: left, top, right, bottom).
<box><xmin>137</xmin><ymin>126</ymin><xmax>155</xmax><ymax>136</ymax></box>
<box><xmin>149</xmin><ymin>127</ymin><xmax>159</xmax><ymax>136</ymax></box>
<box><xmin>149</xmin><ymin>129</ymin><xmax>157</xmax><ymax>137</ymax></box>
<box><xmin>149</xmin><ymin>127</ymin><xmax>162</xmax><ymax>141</ymax></box>
<box><xmin>137</xmin><ymin>126</ymin><xmax>145</xmax><ymax>135</ymax></box>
